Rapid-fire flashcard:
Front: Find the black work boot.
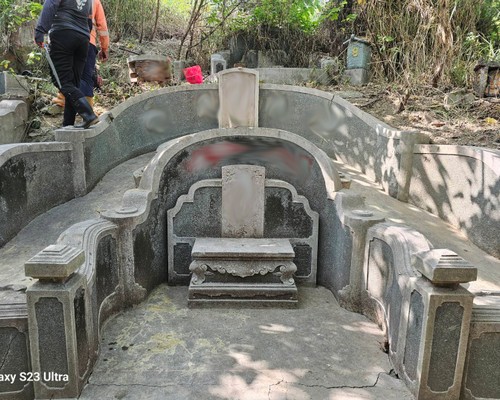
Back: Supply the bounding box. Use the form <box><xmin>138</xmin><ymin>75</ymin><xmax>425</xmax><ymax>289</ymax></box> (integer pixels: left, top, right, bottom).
<box><xmin>62</xmin><ymin>102</ymin><xmax>77</xmax><ymax>127</ymax></box>
<box><xmin>73</xmin><ymin>97</ymin><xmax>98</xmax><ymax>129</ymax></box>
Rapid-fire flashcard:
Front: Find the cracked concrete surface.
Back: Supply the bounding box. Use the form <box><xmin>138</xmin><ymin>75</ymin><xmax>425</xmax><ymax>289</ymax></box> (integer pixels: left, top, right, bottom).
<box><xmin>80</xmin><ymin>285</ymin><xmax>413</xmax><ymax>400</ymax></box>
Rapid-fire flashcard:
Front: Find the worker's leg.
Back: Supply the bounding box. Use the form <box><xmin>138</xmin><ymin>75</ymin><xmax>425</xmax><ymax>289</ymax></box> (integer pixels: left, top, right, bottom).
<box><xmin>80</xmin><ymin>44</ymin><xmax>97</xmax><ymax>99</ymax></box>
<box><xmin>50</xmin><ymin>29</ymin><xmax>97</xmax><ymax>128</ymax></box>
<box><xmin>72</xmin><ymin>36</ymin><xmax>98</xmax><ymax>128</ymax></box>
<box><xmin>63</xmin><ymin>100</ymin><xmax>77</xmax><ymax>126</ymax></box>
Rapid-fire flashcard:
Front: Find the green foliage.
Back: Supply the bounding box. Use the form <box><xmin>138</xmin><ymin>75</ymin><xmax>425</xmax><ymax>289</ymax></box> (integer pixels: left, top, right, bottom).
<box><xmin>478</xmin><ymin>0</ymin><xmax>500</xmax><ymax>48</ymax></box>
<box><xmin>253</xmin><ymin>0</ymin><xmax>322</xmax><ymax>33</ymax></box>
<box><xmin>104</xmin><ymin>0</ymin><xmax>191</xmax><ymax>40</ymax></box>
<box><xmin>321</xmin><ymin>0</ymin><xmax>347</xmax><ymax>23</ymax></box>
<box><xmin>0</xmin><ymin>59</ymin><xmax>14</xmax><ymax>72</ymax></box>
<box><xmin>0</xmin><ymin>0</ymin><xmax>41</xmax><ymax>33</ymax></box>
<box><xmin>218</xmin><ymin>0</ymin><xmax>323</xmax><ymax>34</ymax></box>
<box><xmin>26</xmin><ymin>50</ymin><xmax>41</xmax><ymax>66</ymax></box>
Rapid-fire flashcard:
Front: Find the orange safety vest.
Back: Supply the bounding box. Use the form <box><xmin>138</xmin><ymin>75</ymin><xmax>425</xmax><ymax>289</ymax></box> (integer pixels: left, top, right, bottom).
<box><xmin>90</xmin><ymin>0</ymin><xmax>109</xmax><ymax>51</ymax></box>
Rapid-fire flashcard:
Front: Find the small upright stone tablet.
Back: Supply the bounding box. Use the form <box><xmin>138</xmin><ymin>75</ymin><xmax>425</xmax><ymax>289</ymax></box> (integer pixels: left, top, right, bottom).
<box><xmin>222</xmin><ymin>165</ymin><xmax>265</xmax><ymax>238</ymax></box>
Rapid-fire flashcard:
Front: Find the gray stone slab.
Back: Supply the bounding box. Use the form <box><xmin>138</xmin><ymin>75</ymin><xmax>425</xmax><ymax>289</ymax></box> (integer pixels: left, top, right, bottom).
<box><xmin>80</xmin><ymin>285</ymin><xmax>412</xmax><ymax>399</ymax></box>
<box><xmin>192</xmin><ymin>238</ymin><xmax>294</xmax><ymax>259</ymax></box>
<box><xmin>222</xmin><ymin>165</ymin><xmax>265</xmax><ymax>238</ymax></box>
<box><xmin>188</xmin><ymin>282</ymin><xmax>298</xmax><ymax>308</ymax></box>
<box><xmin>0</xmin><ymin>100</ymin><xmax>28</xmax><ymax>144</ymax></box>
<box><xmin>344</xmin><ymin>68</ymin><xmax>370</xmax><ymax>85</ymax></box>
<box><xmin>0</xmin><ymin>72</ymin><xmax>29</xmax><ymax>99</ymax></box>
<box><xmin>257</xmin><ymin>67</ymin><xmax>330</xmax><ymax>85</ymax></box>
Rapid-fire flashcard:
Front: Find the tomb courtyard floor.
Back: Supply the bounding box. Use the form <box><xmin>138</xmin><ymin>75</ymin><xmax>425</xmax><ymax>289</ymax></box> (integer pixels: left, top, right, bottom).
<box><xmin>79</xmin><ymin>284</ymin><xmax>413</xmax><ymax>400</ymax></box>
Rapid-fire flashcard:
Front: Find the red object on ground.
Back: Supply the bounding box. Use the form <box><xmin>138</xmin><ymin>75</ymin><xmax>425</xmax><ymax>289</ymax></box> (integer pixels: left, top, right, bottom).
<box><xmin>183</xmin><ymin>65</ymin><xmax>203</xmax><ymax>84</ymax></box>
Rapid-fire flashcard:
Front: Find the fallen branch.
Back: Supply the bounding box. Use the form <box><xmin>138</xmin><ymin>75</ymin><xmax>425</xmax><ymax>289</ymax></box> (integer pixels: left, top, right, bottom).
<box><xmin>359</xmin><ymin>96</ymin><xmax>381</xmax><ymax>108</ymax></box>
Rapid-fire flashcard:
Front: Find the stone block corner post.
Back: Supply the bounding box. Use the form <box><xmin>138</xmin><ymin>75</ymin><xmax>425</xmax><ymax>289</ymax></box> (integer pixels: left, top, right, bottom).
<box><xmin>25</xmin><ymin>245</ymin><xmax>91</xmax><ymax>399</ymax></box>
<box><xmin>403</xmin><ymin>249</ymin><xmax>476</xmax><ymax>400</ymax></box>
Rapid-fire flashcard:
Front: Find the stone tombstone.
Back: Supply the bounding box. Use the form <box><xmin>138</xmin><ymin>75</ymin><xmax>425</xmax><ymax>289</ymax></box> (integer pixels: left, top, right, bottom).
<box><xmin>222</xmin><ymin>165</ymin><xmax>265</xmax><ymax>238</ymax></box>
<box><xmin>218</xmin><ymin>68</ymin><xmax>259</xmax><ymax>128</ymax></box>
<box><xmin>211</xmin><ymin>54</ymin><xmax>227</xmax><ymax>76</ymax></box>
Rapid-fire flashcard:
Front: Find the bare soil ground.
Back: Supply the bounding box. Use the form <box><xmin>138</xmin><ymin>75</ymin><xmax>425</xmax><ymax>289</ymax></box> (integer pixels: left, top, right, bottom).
<box><xmin>26</xmin><ymin>39</ymin><xmax>500</xmax><ymax>151</ymax></box>
<box><xmin>321</xmin><ymin>83</ymin><xmax>500</xmax><ymax>150</ymax></box>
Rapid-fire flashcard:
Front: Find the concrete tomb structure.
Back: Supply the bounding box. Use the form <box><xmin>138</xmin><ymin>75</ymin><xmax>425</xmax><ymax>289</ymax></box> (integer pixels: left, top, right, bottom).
<box><xmin>182</xmin><ymin>164</ymin><xmax>318</xmax><ymax>306</ymax></box>
<box><xmin>0</xmin><ymin>68</ymin><xmax>499</xmax><ymax>399</ymax></box>
<box><xmin>0</xmin><ymin>72</ymin><xmax>30</xmax><ymax>145</ymax></box>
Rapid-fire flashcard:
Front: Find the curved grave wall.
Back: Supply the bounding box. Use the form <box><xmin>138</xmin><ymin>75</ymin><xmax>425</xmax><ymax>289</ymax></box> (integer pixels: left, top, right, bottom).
<box><xmin>62</xmin><ymin>84</ymin><xmax>496</xmax><ymax>261</ymax></box>
<box><xmin>259</xmin><ymin>85</ymin><xmax>429</xmax><ymax>200</ymax></box>
<box><xmin>410</xmin><ymin>145</ymin><xmax>500</xmax><ymax>259</ymax></box>
<box><xmin>55</xmin><ymin>85</ymin><xmax>220</xmax><ymax>194</ymax></box>
<box><xmin>54</xmin><ymin>84</ymin><xmax>426</xmax><ymax>201</ymax></box>
<box><xmin>0</xmin><ymin>143</ymin><xmax>75</xmax><ymax>248</ymax></box>
<box><xmin>2</xmin><ymin>84</ymin><xmax>499</xmax><ymax>263</ymax></box>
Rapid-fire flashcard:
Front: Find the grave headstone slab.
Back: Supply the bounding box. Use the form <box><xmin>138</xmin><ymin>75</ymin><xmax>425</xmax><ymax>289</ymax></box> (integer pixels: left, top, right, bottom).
<box><xmin>218</xmin><ymin>68</ymin><xmax>259</xmax><ymax>128</ymax></box>
<box><xmin>222</xmin><ymin>165</ymin><xmax>265</xmax><ymax>238</ymax></box>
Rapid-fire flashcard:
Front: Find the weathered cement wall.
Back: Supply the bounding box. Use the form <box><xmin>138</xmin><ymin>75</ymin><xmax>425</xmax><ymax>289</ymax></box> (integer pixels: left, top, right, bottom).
<box><xmin>410</xmin><ymin>145</ymin><xmax>500</xmax><ymax>259</ymax></box>
<box><xmin>54</xmin><ymin>84</ymin><xmax>425</xmax><ymax>200</ymax></box>
<box><xmin>0</xmin><ymin>143</ymin><xmax>75</xmax><ymax>248</ymax></box>
<box><xmin>55</xmin><ymin>85</ymin><xmax>220</xmax><ymax>193</ymax></box>
<box><xmin>256</xmin><ymin>68</ymin><xmax>331</xmax><ymax>85</ymax></box>
<box><xmin>259</xmin><ymin>85</ymin><xmax>429</xmax><ymax>200</ymax></box>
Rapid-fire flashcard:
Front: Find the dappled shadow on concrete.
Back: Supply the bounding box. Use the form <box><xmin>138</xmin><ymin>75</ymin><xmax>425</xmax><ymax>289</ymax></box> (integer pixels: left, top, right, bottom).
<box><xmin>80</xmin><ymin>285</ymin><xmax>412</xmax><ymax>400</ymax></box>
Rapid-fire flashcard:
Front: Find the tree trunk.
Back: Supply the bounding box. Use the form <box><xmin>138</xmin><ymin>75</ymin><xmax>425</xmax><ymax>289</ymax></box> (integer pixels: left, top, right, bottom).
<box><xmin>151</xmin><ymin>0</ymin><xmax>161</xmax><ymax>40</ymax></box>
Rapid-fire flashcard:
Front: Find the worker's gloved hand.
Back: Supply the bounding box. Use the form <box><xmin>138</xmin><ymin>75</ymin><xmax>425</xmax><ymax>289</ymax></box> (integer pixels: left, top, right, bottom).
<box><xmin>34</xmin><ymin>31</ymin><xmax>44</xmax><ymax>48</ymax></box>
<box><xmin>98</xmin><ymin>49</ymin><xmax>109</xmax><ymax>62</ymax></box>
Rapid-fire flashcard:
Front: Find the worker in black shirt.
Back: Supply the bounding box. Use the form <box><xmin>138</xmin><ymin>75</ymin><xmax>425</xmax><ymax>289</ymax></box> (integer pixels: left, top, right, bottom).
<box><xmin>35</xmin><ymin>0</ymin><xmax>98</xmax><ymax>129</ymax></box>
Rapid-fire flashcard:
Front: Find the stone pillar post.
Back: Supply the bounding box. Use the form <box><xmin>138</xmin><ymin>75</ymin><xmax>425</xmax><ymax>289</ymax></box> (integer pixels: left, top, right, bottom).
<box><xmin>102</xmin><ymin>206</ymin><xmax>147</xmax><ymax>307</ymax></box>
<box><xmin>399</xmin><ymin>249</ymin><xmax>476</xmax><ymax>400</ymax></box>
<box><xmin>339</xmin><ymin>209</ymin><xmax>384</xmax><ymax>312</ymax></box>
<box><xmin>25</xmin><ymin>244</ymin><xmax>90</xmax><ymax>399</ymax></box>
